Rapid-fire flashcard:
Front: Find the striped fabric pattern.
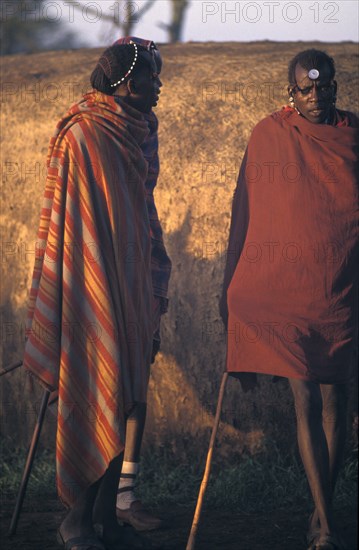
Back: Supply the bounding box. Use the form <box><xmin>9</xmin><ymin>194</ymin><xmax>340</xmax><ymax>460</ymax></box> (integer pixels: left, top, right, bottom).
<box><xmin>23</xmin><ymin>91</ymin><xmax>153</xmax><ymax>506</ymax></box>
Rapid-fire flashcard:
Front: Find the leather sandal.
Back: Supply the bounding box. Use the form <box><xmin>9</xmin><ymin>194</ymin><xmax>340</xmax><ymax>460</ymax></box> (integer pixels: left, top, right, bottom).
<box><xmin>116</xmin><ymin>500</ymin><xmax>163</xmax><ymax>532</ymax></box>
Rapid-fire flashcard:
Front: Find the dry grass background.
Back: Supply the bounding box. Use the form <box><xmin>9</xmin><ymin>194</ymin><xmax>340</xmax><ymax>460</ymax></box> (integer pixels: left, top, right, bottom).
<box><xmin>1</xmin><ymin>42</ymin><xmax>358</xmax><ymax>461</ymax></box>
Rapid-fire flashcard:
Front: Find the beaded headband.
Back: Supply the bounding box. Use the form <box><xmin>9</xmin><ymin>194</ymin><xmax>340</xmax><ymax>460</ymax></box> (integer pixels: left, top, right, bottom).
<box><xmin>110</xmin><ymin>42</ymin><xmax>138</xmax><ymax>88</ymax></box>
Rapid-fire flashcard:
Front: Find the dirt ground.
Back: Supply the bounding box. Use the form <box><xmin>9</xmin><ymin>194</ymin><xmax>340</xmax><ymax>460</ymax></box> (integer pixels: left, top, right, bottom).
<box><xmin>0</xmin><ymin>498</ymin><xmax>357</xmax><ymax>550</ymax></box>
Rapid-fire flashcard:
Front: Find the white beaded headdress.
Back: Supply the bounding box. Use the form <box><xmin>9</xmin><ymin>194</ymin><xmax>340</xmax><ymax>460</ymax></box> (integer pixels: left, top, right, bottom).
<box><xmin>110</xmin><ymin>42</ymin><xmax>138</xmax><ymax>88</ymax></box>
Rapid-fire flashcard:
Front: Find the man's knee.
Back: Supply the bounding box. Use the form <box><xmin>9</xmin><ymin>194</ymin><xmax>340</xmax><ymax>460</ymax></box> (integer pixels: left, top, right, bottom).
<box><xmin>290</xmin><ymin>380</ymin><xmax>322</xmax><ymax>423</ymax></box>
<box><xmin>321</xmin><ymin>384</ymin><xmax>348</xmax><ymax>424</ymax></box>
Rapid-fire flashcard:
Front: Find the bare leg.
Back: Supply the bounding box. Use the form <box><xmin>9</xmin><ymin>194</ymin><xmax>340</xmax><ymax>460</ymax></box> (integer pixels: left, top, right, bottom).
<box><xmin>96</xmin><ymin>453</ymin><xmax>124</xmax><ymax>543</ymax></box>
<box><xmin>95</xmin><ymin>453</ymin><xmax>156</xmax><ymax>549</ymax></box>
<box><xmin>289</xmin><ymin>379</ymin><xmax>336</xmax><ymax>539</ymax></box>
<box><xmin>116</xmin><ymin>403</ymin><xmax>163</xmax><ymax>534</ymax></box>
<box><xmin>58</xmin><ymin>478</ymin><xmax>102</xmax><ymax>546</ymax></box>
<box><xmin>307</xmin><ymin>384</ymin><xmax>349</xmax><ymax>535</ymax></box>
<box><xmin>124</xmin><ymin>402</ymin><xmax>147</xmax><ymax>462</ymax></box>
<box><xmin>116</xmin><ymin>403</ymin><xmax>147</xmax><ymax>510</ymax></box>
<box><xmin>320</xmin><ymin>383</ymin><xmax>348</xmax><ymax>490</ymax></box>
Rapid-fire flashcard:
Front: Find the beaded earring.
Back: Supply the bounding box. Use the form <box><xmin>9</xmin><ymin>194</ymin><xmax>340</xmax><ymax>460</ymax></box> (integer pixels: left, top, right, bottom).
<box><xmin>288</xmin><ymin>94</ymin><xmax>301</xmax><ymax>115</ymax></box>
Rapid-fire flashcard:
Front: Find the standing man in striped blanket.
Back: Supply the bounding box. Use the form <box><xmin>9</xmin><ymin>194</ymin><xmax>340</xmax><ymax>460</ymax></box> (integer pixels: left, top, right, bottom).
<box><xmin>24</xmin><ymin>39</ymin><xmax>167</xmax><ymax>550</ymax></box>
<box><xmin>112</xmin><ymin>36</ymin><xmax>172</xmax><ymax>533</ymax></box>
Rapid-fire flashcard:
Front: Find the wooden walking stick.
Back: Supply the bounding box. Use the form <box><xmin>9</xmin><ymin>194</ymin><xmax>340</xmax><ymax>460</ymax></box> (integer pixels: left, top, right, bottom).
<box><xmin>0</xmin><ymin>360</ymin><xmax>23</xmax><ymax>377</ymax></box>
<box><xmin>8</xmin><ymin>388</ymin><xmax>51</xmax><ymax>536</ymax></box>
<box><xmin>186</xmin><ymin>371</ymin><xmax>229</xmax><ymax>550</ymax></box>
<box><xmin>2</xmin><ymin>360</ymin><xmax>58</xmax><ymax>535</ymax></box>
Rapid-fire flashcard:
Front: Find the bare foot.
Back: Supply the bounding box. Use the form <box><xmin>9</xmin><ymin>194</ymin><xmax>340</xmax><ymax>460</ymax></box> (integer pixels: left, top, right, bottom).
<box><xmin>307</xmin><ymin>509</ymin><xmax>320</xmax><ymax>547</ymax></box>
<box><xmin>312</xmin><ymin>533</ymin><xmax>348</xmax><ymax>550</ymax></box>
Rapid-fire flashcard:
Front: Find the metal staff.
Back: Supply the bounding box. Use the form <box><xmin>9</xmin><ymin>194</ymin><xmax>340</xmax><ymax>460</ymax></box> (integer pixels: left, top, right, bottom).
<box><xmin>186</xmin><ymin>372</ymin><xmax>229</xmax><ymax>550</ymax></box>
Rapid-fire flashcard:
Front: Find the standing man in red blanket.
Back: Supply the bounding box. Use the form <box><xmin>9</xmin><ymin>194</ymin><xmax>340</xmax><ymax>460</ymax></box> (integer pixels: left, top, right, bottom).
<box><xmin>220</xmin><ymin>49</ymin><xmax>358</xmax><ymax>550</ymax></box>
<box><xmin>24</xmin><ymin>39</ymin><xmax>168</xmax><ymax>550</ymax></box>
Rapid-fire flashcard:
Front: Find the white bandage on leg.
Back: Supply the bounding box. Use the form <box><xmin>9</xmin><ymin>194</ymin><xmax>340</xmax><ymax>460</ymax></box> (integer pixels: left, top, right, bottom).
<box><xmin>116</xmin><ymin>461</ymin><xmax>139</xmax><ymax>510</ymax></box>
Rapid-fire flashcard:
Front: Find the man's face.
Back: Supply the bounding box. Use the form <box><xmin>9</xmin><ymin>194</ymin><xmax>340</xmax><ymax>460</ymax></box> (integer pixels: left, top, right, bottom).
<box><xmin>130</xmin><ymin>50</ymin><xmax>162</xmax><ymax>114</ymax></box>
<box><xmin>290</xmin><ymin>62</ymin><xmax>337</xmax><ymax>124</ymax></box>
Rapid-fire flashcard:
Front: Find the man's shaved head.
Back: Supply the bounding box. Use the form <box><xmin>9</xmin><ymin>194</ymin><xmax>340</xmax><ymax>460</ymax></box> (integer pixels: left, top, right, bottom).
<box><xmin>288</xmin><ymin>49</ymin><xmax>335</xmax><ymax>86</ymax></box>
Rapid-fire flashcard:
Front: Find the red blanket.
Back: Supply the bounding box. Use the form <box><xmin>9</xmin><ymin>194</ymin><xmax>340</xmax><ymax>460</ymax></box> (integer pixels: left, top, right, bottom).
<box><xmin>221</xmin><ymin>108</ymin><xmax>358</xmax><ymax>385</ymax></box>
<box><xmin>24</xmin><ymin>91</ymin><xmax>153</xmax><ymax>506</ymax></box>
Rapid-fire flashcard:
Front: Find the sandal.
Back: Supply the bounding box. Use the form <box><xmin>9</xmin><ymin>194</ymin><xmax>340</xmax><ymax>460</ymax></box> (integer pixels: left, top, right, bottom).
<box><xmin>57</xmin><ymin>529</ymin><xmax>106</xmax><ymax>550</ymax></box>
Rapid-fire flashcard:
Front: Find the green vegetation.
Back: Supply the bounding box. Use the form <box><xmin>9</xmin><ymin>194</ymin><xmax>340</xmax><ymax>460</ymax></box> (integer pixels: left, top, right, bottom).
<box><xmin>138</xmin><ymin>443</ymin><xmax>358</xmax><ymax>511</ymax></box>
<box><xmin>0</xmin><ymin>444</ymin><xmax>55</xmax><ymax>503</ymax></box>
<box><xmin>1</xmin><ymin>439</ymin><xmax>357</xmax><ymax>513</ymax></box>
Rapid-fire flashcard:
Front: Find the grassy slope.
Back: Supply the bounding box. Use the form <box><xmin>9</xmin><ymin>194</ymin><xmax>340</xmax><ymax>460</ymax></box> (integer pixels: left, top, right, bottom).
<box><xmin>1</xmin><ymin>42</ymin><xmax>358</xmax><ymax>458</ymax></box>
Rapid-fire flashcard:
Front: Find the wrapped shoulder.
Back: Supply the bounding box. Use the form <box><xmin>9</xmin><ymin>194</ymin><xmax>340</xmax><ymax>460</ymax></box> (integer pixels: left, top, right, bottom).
<box><xmin>249</xmin><ymin>112</ymin><xmax>283</xmax><ymax>143</ymax></box>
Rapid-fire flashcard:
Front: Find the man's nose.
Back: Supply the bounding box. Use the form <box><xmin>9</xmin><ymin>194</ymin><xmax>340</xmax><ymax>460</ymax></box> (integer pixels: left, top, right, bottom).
<box><xmin>309</xmin><ymin>84</ymin><xmax>319</xmax><ymax>101</ymax></box>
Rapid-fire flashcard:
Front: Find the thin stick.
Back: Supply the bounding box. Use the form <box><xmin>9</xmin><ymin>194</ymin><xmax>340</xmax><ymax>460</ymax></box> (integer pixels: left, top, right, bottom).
<box><xmin>186</xmin><ymin>372</ymin><xmax>228</xmax><ymax>550</ymax></box>
<box><xmin>0</xmin><ymin>361</ymin><xmax>23</xmax><ymax>377</ymax></box>
<box><xmin>8</xmin><ymin>388</ymin><xmax>51</xmax><ymax>536</ymax></box>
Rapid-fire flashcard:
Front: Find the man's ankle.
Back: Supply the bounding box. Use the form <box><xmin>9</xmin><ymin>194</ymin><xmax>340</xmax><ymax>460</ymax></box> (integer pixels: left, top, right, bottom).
<box><xmin>117</xmin><ymin>461</ymin><xmax>139</xmax><ymax>510</ymax></box>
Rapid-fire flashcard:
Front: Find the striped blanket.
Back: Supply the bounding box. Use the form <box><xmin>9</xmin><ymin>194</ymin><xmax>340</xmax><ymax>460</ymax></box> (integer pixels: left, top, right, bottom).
<box><xmin>23</xmin><ymin>91</ymin><xmax>154</xmax><ymax>506</ymax></box>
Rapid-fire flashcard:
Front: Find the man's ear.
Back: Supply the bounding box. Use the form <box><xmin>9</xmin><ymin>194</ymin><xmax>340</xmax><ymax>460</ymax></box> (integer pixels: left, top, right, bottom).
<box><xmin>287</xmin><ymin>85</ymin><xmax>294</xmax><ymax>97</ymax></box>
<box><xmin>127</xmin><ymin>79</ymin><xmax>136</xmax><ymax>95</ymax></box>
<box><xmin>332</xmin><ymin>80</ymin><xmax>338</xmax><ymax>95</ymax></box>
